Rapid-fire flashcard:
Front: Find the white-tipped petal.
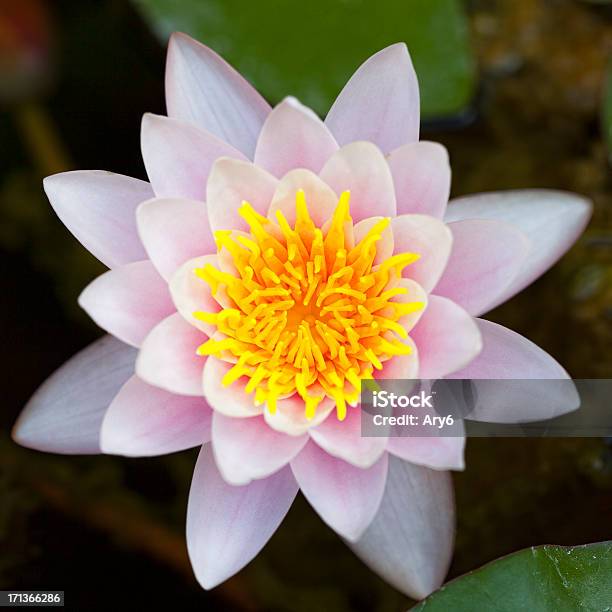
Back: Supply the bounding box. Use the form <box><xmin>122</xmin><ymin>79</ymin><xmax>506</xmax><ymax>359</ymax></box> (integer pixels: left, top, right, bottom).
<box><xmin>348</xmin><ymin>456</ymin><xmax>454</xmax><ymax>599</ymax></box>
<box><xmin>187</xmin><ymin>444</ymin><xmax>298</xmax><ymax>588</ymax></box>
<box><xmin>13</xmin><ymin>336</ymin><xmax>136</xmax><ymax>454</ymax></box>
<box><xmin>166</xmin><ymin>33</ymin><xmax>270</xmax><ymax>157</ymax></box>
<box><xmin>325</xmin><ymin>43</ymin><xmax>419</xmax><ymax>152</ymax></box>
<box><xmin>44</xmin><ymin>171</ymin><xmax>151</xmax><ymax>268</ymax></box>
<box><xmin>101</xmin><ymin>376</ymin><xmax>212</xmax><ymax>457</ymax></box>
<box><xmin>291</xmin><ymin>441</ymin><xmax>388</xmax><ymax>542</ymax></box>
<box><xmin>445</xmin><ymin>190</ymin><xmax>592</xmax><ymax>310</ymax></box>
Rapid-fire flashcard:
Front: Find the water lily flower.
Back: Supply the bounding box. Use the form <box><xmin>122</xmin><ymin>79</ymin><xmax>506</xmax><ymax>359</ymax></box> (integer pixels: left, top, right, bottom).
<box><xmin>12</xmin><ymin>33</ymin><xmax>591</xmax><ymax>599</ymax></box>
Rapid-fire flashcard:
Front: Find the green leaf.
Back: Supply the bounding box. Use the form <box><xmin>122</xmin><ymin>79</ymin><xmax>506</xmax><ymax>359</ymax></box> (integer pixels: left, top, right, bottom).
<box><xmin>134</xmin><ymin>0</ymin><xmax>476</xmax><ymax>120</ymax></box>
<box><xmin>412</xmin><ymin>542</ymin><xmax>612</xmax><ymax>611</ymax></box>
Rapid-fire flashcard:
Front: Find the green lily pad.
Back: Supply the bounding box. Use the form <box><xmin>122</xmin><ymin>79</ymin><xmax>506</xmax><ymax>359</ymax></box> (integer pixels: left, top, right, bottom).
<box><xmin>134</xmin><ymin>0</ymin><xmax>476</xmax><ymax>120</ymax></box>
<box><xmin>412</xmin><ymin>542</ymin><xmax>612</xmax><ymax>611</ymax></box>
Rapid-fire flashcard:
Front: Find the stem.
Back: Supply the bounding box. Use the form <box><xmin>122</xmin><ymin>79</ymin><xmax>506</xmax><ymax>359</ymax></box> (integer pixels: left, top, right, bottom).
<box><xmin>13</xmin><ymin>102</ymin><xmax>72</xmax><ymax>175</ymax></box>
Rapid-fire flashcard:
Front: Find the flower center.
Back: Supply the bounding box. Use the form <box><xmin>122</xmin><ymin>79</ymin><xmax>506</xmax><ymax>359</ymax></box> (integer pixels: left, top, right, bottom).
<box><xmin>193</xmin><ymin>190</ymin><xmax>424</xmax><ymax>420</ymax></box>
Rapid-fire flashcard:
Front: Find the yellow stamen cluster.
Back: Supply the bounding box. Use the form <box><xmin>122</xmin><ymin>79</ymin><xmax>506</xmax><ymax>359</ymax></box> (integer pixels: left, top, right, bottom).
<box><xmin>194</xmin><ymin>190</ymin><xmax>424</xmax><ymax>420</ymax></box>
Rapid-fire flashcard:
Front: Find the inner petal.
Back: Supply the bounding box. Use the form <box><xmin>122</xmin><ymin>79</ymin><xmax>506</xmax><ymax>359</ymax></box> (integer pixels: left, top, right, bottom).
<box><xmin>193</xmin><ymin>190</ymin><xmax>424</xmax><ymax>421</ymax></box>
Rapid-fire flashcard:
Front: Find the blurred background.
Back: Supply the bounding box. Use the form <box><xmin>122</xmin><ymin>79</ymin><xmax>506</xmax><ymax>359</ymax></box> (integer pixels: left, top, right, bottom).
<box><xmin>1</xmin><ymin>0</ymin><xmax>611</xmax><ymax>609</ymax></box>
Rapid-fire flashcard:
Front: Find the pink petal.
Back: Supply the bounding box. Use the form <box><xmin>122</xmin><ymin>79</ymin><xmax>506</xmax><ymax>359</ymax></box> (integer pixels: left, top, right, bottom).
<box><xmin>187</xmin><ymin>444</ymin><xmax>298</xmax><ymax>588</ymax></box>
<box><xmin>78</xmin><ymin>260</ymin><xmax>174</xmax><ymax>348</ymax></box>
<box><xmin>325</xmin><ymin>43</ymin><xmax>419</xmax><ymax>152</ymax></box>
<box><xmin>137</xmin><ymin>197</ymin><xmax>215</xmax><ymax>281</ymax></box>
<box><xmin>268</xmin><ymin>169</ymin><xmax>338</xmax><ymax>227</ymax></box>
<box><xmin>386</xmin><ymin>434</ymin><xmax>465</xmax><ymax>471</ymax></box>
<box><xmin>264</xmin><ymin>393</ymin><xmax>335</xmax><ymax>436</ymax></box>
<box><xmin>353</xmin><ymin>216</ymin><xmax>394</xmax><ymax>265</ymax></box>
<box><xmin>169</xmin><ymin>255</ymin><xmax>223</xmax><ymax>333</ymax></box>
<box><xmin>388</xmin><ymin>141</ymin><xmax>451</xmax><ymax>218</ymax></box>
<box><xmin>206</xmin><ymin>158</ymin><xmax>278</xmax><ymax>233</ymax></box>
<box><xmin>44</xmin><ymin>171</ymin><xmax>151</xmax><ymax>268</ymax></box>
<box><xmin>448</xmin><ymin>319</ymin><xmax>579</xmax><ymax>423</ymax></box>
<box><xmin>212</xmin><ymin>413</ymin><xmax>308</xmax><ymax>485</ymax></box>
<box><xmin>453</xmin><ymin>319</ymin><xmax>570</xmax><ymax>379</ymax></box>
<box><xmin>202</xmin><ymin>357</ymin><xmax>263</xmax><ymax>417</ymax></box>
<box><xmin>254</xmin><ymin>97</ymin><xmax>338</xmax><ymax>178</ymax></box>
<box><xmin>141</xmin><ymin>113</ymin><xmax>245</xmax><ymax>201</ymax></box>
<box><xmin>434</xmin><ymin>219</ymin><xmax>530</xmax><ymax>316</ymax></box>
<box><xmin>136</xmin><ymin>313</ymin><xmax>207</xmax><ymax>396</ymax></box>
<box><xmin>445</xmin><ymin>190</ymin><xmax>592</xmax><ymax>310</ymax></box>
<box><xmin>349</xmin><ymin>456</ymin><xmax>454</xmax><ymax>599</ymax></box>
<box><xmin>390</xmin><ymin>214</ymin><xmax>453</xmax><ymax>292</ymax></box>
<box><xmin>12</xmin><ymin>336</ymin><xmax>136</xmax><ymax>454</ymax></box>
<box><xmin>411</xmin><ymin>295</ymin><xmax>482</xmax><ymax>379</ymax></box>
<box><xmin>370</xmin><ymin>380</ymin><xmax>466</xmax><ymax>464</ymax></box>
<box><xmin>319</xmin><ymin>142</ymin><xmax>396</xmax><ymax>222</ymax></box>
<box><xmin>100</xmin><ymin>376</ymin><xmax>211</xmax><ymax>457</ymax></box>
<box><xmin>165</xmin><ymin>33</ymin><xmax>270</xmax><ymax>157</ymax></box>
<box><xmin>290</xmin><ymin>441</ymin><xmax>388</xmax><ymax>541</ymax></box>
<box><xmin>309</xmin><ymin>407</ymin><xmax>387</xmax><ymax>469</ymax></box>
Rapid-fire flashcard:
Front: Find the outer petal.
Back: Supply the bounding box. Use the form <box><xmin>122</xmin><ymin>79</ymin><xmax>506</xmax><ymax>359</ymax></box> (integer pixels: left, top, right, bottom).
<box><xmin>12</xmin><ymin>336</ymin><xmax>136</xmax><ymax>454</ymax></box>
<box><xmin>202</xmin><ymin>357</ymin><xmax>262</xmax><ymax>417</ymax></box>
<box><xmin>444</xmin><ymin>190</ymin><xmax>592</xmax><ymax>310</ymax></box>
<box><xmin>384</xmin><ymin>380</ymin><xmax>466</xmax><ymax>472</ymax></box>
<box><xmin>452</xmin><ymin>319</ymin><xmax>571</xmax><ymax>379</ymax></box>
<box><xmin>44</xmin><ymin>171</ymin><xmax>151</xmax><ymax>268</ymax></box>
<box><xmin>268</xmin><ymin>169</ymin><xmax>338</xmax><ymax>227</ymax></box>
<box><xmin>309</xmin><ymin>407</ymin><xmax>388</xmax><ymax>469</ymax></box>
<box><xmin>100</xmin><ymin>376</ymin><xmax>212</xmax><ymax>457</ymax></box>
<box><xmin>434</xmin><ymin>219</ymin><xmax>530</xmax><ymax>316</ymax></box>
<box><xmin>448</xmin><ymin>319</ymin><xmax>579</xmax><ymax>423</ymax></box>
<box><xmin>206</xmin><ymin>158</ymin><xmax>278</xmax><ymax>233</ymax></box>
<box><xmin>325</xmin><ymin>43</ymin><xmax>419</xmax><ymax>152</ymax></box>
<box><xmin>165</xmin><ymin>33</ymin><xmax>270</xmax><ymax>157</ymax></box>
<box><xmin>187</xmin><ymin>444</ymin><xmax>298</xmax><ymax>589</ymax></box>
<box><xmin>386</xmin><ymin>433</ymin><xmax>465</xmax><ymax>471</ymax></box>
<box><xmin>78</xmin><ymin>260</ymin><xmax>174</xmax><ymax>348</ymax></box>
<box><xmin>388</xmin><ymin>141</ymin><xmax>451</xmax><ymax>218</ymax></box>
<box><xmin>169</xmin><ymin>255</ymin><xmax>223</xmax><ymax>333</ymax></box>
<box><xmin>212</xmin><ymin>413</ymin><xmax>308</xmax><ymax>485</ymax></box>
<box><xmin>390</xmin><ymin>214</ymin><xmax>453</xmax><ymax>292</ymax></box>
<box><xmin>141</xmin><ymin>113</ymin><xmax>245</xmax><ymax>201</ymax></box>
<box><xmin>137</xmin><ymin>197</ymin><xmax>215</xmax><ymax>281</ymax></box>
<box><xmin>136</xmin><ymin>313</ymin><xmax>207</xmax><ymax>396</ymax></box>
<box><xmin>290</xmin><ymin>441</ymin><xmax>388</xmax><ymax>542</ymax></box>
<box><xmin>254</xmin><ymin>97</ymin><xmax>338</xmax><ymax>178</ymax></box>
<box><xmin>348</xmin><ymin>456</ymin><xmax>454</xmax><ymax>599</ymax></box>
<box><xmin>411</xmin><ymin>295</ymin><xmax>482</xmax><ymax>379</ymax></box>
<box><xmin>319</xmin><ymin>142</ymin><xmax>396</xmax><ymax>221</ymax></box>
